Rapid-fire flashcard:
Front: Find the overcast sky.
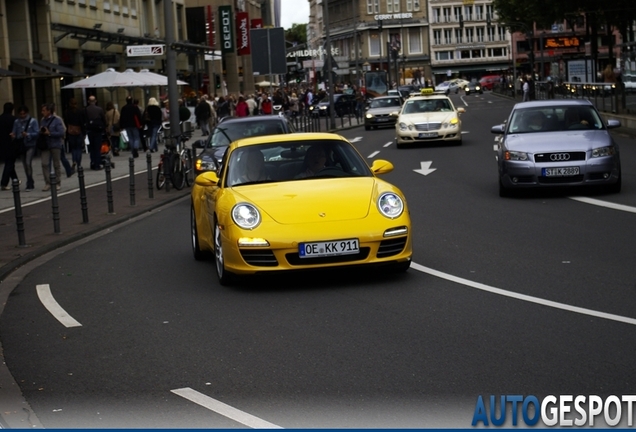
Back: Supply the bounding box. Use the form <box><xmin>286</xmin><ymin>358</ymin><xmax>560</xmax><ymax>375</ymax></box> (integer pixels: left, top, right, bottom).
<box><xmin>280</xmin><ymin>0</ymin><xmax>309</xmax><ymax>29</ymax></box>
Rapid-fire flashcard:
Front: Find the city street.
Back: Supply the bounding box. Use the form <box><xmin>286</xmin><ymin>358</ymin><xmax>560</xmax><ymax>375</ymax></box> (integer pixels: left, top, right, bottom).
<box><xmin>1</xmin><ymin>92</ymin><xmax>635</xmax><ymax>428</ymax></box>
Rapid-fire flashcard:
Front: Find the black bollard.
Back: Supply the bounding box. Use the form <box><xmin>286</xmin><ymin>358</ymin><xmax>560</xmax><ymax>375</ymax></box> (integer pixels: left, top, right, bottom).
<box><xmin>129</xmin><ymin>155</ymin><xmax>136</xmax><ymax>206</ymax></box>
<box><xmin>78</xmin><ymin>166</ymin><xmax>89</xmax><ymax>223</ymax></box>
<box><xmin>104</xmin><ymin>157</ymin><xmax>115</xmax><ymax>214</ymax></box>
<box><xmin>146</xmin><ymin>151</ymin><xmax>154</xmax><ymax>199</ymax></box>
<box><xmin>11</xmin><ymin>178</ymin><xmax>27</xmax><ymax>247</ymax></box>
<box><xmin>163</xmin><ymin>148</ymin><xmax>171</xmax><ymax>192</ymax></box>
<box><xmin>50</xmin><ymin>172</ymin><xmax>61</xmax><ymax>234</ymax></box>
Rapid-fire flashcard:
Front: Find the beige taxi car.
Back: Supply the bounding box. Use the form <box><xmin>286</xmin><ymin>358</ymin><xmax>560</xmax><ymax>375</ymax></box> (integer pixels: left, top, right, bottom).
<box><xmin>395</xmin><ymin>88</ymin><xmax>466</xmax><ymax>148</ymax></box>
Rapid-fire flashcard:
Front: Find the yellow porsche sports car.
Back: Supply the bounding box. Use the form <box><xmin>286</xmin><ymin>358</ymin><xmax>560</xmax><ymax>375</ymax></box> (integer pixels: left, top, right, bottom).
<box><xmin>395</xmin><ymin>89</ymin><xmax>466</xmax><ymax>148</ymax></box>
<box><xmin>190</xmin><ymin>132</ymin><xmax>412</xmax><ymax>285</ymax></box>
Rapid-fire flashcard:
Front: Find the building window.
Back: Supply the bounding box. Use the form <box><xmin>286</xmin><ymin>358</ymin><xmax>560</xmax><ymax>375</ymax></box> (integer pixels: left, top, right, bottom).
<box><xmin>408</xmin><ymin>28</ymin><xmax>421</xmax><ymax>53</ymax></box>
<box><xmin>393</xmin><ymin>0</ymin><xmax>399</xmax><ymax>13</ymax></box>
<box><xmin>369</xmin><ymin>32</ymin><xmax>381</xmax><ymax>56</ymax></box>
<box><xmin>471</xmin><ymin>49</ymin><xmax>483</xmax><ymax>58</ymax></box>
<box><xmin>475</xmin><ymin>5</ymin><xmax>483</xmax><ymax>21</ymax></box>
<box><xmin>406</xmin><ymin>0</ymin><xmax>412</xmax><ymax>11</ymax></box>
<box><xmin>487</xmin><ymin>26</ymin><xmax>495</xmax><ymax>42</ymax></box>
<box><xmin>465</xmin><ymin>28</ymin><xmax>473</xmax><ymax>43</ymax></box>
<box><xmin>386</xmin><ymin>0</ymin><xmax>399</xmax><ymax>13</ymax></box>
<box><xmin>455</xmin><ymin>28</ymin><xmax>463</xmax><ymax>44</ymax></box>
<box><xmin>497</xmin><ymin>26</ymin><xmax>506</xmax><ymax>41</ymax></box>
<box><xmin>444</xmin><ymin>29</ymin><xmax>452</xmax><ymax>44</ymax></box>
<box><xmin>453</xmin><ymin>7</ymin><xmax>461</xmax><ymax>22</ymax></box>
<box><xmin>367</xmin><ymin>0</ymin><xmax>379</xmax><ymax>14</ymax></box>
<box><xmin>435</xmin><ymin>51</ymin><xmax>453</xmax><ymax>61</ymax></box>
<box><xmin>476</xmin><ymin>27</ymin><xmax>484</xmax><ymax>42</ymax></box>
<box><xmin>432</xmin><ymin>8</ymin><xmax>440</xmax><ymax>23</ymax></box>
<box><xmin>463</xmin><ymin>6</ymin><xmax>472</xmax><ymax>21</ymax></box>
<box><xmin>460</xmin><ymin>50</ymin><xmax>471</xmax><ymax>59</ymax></box>
<box><xmin>413</xmin><ymin>0</ymin><xmax>420</xmax><ymax>11</ymax></box>
<box><xmin>489</xmin><ymin>47</ymin><xmax>506</xmax><ymax>57</ymax></box>
<box><xmin>433</xmin><ymin>30</ymin><xmax>441</xmax><ymax>45</ymax></box>
<box><xmin>443</xmin><ymin>8</ymin><xmax>451</xmax><ymax>22</ymax></box>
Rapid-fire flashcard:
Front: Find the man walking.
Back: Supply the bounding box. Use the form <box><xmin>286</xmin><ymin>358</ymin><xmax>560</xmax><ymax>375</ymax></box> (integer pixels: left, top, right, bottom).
<box><xmin>0</xmin><ymin>102</ymin><xmax>17</xmax><ymax>190</ymax></box>
<box><xmin>85</xmin><ymin>95</ymin><xmax>106</xmax><ymax>169</ymax></box>
<box><xmin>120</xmin><ymin>96</ymin><xmax>143</xmax><ymax>158</ymax></box>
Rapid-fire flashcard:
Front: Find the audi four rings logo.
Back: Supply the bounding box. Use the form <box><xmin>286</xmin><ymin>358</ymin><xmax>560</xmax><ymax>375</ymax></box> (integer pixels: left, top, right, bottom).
<box><xmin>550</xmin><ymin>153</ymin><xmax>571</xmax><ymax>161</ymax></box>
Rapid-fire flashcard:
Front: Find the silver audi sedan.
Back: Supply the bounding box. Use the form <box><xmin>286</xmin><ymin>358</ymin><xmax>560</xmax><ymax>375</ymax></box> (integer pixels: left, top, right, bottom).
<box><xmin>491</xmin><ymin>100</ymin><xmax>622</xmax><ymax>197</ymax></box>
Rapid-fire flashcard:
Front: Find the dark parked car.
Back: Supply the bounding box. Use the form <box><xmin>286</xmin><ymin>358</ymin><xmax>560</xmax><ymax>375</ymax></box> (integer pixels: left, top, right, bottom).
<box><xmin>308</xmin><ymin>93</ymin><xmax>357</xmax><ymax>117</ymax></box>
<box><xmin>193</xmin><ymin>116</ymin><xmax>296</xmax><ymax>176</ymax></box>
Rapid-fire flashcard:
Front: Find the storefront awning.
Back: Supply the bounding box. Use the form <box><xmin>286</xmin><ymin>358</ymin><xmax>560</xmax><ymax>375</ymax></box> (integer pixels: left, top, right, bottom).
<box><xmin>0</xmin><ymin>68</ymin><xmax>22</xmax><ymax>77</ymax></box>
<box><xmin>11</xmin><ymin>58</ymin><xmax>58</xmax><ymax>76</ymax></box>
<box><xmin>33</xmin><ymin>58</ymin><xmax>85</xmax><ymax>76</ymax></box>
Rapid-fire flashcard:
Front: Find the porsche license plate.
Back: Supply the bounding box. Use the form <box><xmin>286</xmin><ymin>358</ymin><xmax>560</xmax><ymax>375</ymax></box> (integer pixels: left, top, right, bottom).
<box><xmin>542</xmin><ymin>166</ymin><xmax>580</xmax><ymax>177</ymax></box>
<box><xmin>418</xmin><ymin>132</ymin><xmax>438</xmax><ymax>138</ymax></box>
<box><xmin>299</xmin><ymin>239</ymin><xmax>360</xmax><ymax>258</ymax></box>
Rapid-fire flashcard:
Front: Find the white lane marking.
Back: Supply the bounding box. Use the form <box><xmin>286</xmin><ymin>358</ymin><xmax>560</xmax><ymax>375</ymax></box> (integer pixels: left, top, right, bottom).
<box><xmin>410</xmin><ymin>263</ymin><xmax>636</xmax><ymax>326</ymax></box>
<box><xmin>568</xmin><ymin>196</ymin><xmax>636</xmax><ymax>214</ymax></box>
<box><xmin>36</xmin><ymin>284</ymin><xmax>82</xmax><ymax>328</ymax></box>
<box><xmin>383</xmin><ymin>141</ymin><xmax>393</xmax><ymax>147</ymax></box>
<box><xmin>461</xmin><ymin>131</ymin><xmax>469</xmax><ymax>134</ymax></box>
<box><xmin>171</xmin><ymin>387</ymin><xmax>282</xmax><ymax>429</ymax></box>
<box><xmin>350</xmin><ymin>136</ymin><xmax>363</xmax><ymax>143</ymax></box>
<box><xmin>413</xmin><ymin>161</ymin><xmax>437</xmax><ymax>176</ymax></box>
<box><xmin>367</xmin><ymin>150</ymin><xmax>380</xmax><ymax>158</ymax></box>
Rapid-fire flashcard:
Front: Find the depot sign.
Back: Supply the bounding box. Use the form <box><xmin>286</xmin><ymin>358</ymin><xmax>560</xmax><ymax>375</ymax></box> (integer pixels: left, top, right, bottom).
<box><xmin>219</xmin><ymin>5</ymin><xmax>234</xmax><ymax>54</ymax></box>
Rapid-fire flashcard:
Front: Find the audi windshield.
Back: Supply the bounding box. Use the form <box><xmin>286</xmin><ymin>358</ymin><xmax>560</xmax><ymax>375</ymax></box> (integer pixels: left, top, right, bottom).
<box><xmin>507</xmin><ymin>105</ymin><xmax>605</xmax><ymax>134</ymax></box>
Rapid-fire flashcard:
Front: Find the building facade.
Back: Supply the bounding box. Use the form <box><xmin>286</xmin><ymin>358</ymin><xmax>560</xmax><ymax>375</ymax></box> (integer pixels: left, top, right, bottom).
<box><xmin>306</xmin><ymin>0</ymin><xmax>431</xmax><ymax>87</ymax></box>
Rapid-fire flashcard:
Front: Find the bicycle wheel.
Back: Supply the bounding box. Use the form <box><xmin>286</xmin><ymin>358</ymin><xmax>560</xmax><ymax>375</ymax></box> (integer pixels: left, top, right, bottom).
<box><xmin>156</xmin><ymin>160</ymin><xmax>166</xmax><ymax>190</ymax></box>
<box><xmin>183</xmin><ymin>149</ymin><xmax>193</xmax><ymax>187</ymax></box>
<box><xmin>171</xmin><ymin>152</ymin><xmax>185</xmax><ymax>190</ymax></box>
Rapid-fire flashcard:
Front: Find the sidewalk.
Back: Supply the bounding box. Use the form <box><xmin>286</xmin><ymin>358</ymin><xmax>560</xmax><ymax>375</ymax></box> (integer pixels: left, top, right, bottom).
<box><xmin>0</xmin><ymin>141</ymin><xmax>195</xmax><ymax>283</ymax></box>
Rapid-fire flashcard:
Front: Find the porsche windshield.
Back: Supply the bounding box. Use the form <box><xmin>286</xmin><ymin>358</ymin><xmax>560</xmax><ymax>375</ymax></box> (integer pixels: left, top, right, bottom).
<box><xmin>210</xmin><ymin>121</ymin><xmax>290</xmax><ymax>147</ymax></box>
<box><xmin>226</xmin><ymin>140</ymin><xmax>373</xmax><ymax>187</ymax></box>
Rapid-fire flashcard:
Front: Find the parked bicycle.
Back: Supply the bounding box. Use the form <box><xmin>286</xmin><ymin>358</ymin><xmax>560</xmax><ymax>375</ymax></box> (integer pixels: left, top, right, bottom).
<box><xmin>156</xmin><ymin>125</ymin><xmax>193</xmax><ymax>190</ymax></box>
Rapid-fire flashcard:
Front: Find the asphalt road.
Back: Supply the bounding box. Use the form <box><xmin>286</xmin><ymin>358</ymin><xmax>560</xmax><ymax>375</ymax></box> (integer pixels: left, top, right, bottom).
<box><xmin>1</xmin><ymin>92</ymin><xmax>635</xmax><ymax>428</ymax></box>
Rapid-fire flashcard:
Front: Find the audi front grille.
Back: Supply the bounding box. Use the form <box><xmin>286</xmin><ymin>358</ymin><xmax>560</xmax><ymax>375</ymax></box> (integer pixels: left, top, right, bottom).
<box><xmin>534</xmin><ymin>152</ymin><xmax>586</xmax><ymax>163</ymax></box>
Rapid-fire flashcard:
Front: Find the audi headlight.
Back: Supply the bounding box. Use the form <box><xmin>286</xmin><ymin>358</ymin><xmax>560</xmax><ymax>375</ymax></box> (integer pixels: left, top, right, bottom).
<box><xmin>592</xmin><ymin>146</ymin><xmax>615</xmax><ymax>158</ymax></box>
<box><xmin>378</xmin><ymin>192</ymin><xmax>404</xmax><ymax>219</ymax></box>
<box><xmin>231</xmin><ymin>203</ymin><xmax>261</xmax><ymax>229</ymax></box>
<box><xmin>504</xmin><ymin>151</ymin><xmax>529</xmax><ymax>161</ymax></box>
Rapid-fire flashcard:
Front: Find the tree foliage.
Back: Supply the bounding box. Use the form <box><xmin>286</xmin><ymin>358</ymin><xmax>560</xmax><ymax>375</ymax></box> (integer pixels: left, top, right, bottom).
<box><xmin>285</xmin><ymin>23</ymin><xmax>307</xmax><ymax>46</ymax></box>
<box><xmin>493</xmin><ymin>0</ymin><xmax>636</xmax><ymax>37</ymax></box>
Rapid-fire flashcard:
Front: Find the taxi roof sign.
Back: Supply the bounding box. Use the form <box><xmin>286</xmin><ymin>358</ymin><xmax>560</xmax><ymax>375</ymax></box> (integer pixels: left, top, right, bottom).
<box><xmin>420</xmin><ymin>88</ymin><xmax>435</xmax><ymax>95</ymax></box>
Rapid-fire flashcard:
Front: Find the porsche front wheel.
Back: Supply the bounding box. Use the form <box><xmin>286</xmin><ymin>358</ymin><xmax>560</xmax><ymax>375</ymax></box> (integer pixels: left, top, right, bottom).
<box><xmin>214</xmin><ymin>220</ymin><xmax>234</xmax><ymax>286</ymax></box>
<box><xmin>191</xmin><ymin>205</ymin><xmax>207</xmax><ymax>261</ymax></box>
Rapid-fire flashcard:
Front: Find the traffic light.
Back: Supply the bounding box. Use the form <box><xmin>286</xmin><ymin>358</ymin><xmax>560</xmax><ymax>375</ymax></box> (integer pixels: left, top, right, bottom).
<box><xmin>215</xmin><ymin>75</ymin><xmax>220</xmax><ymax>89</ymax></box>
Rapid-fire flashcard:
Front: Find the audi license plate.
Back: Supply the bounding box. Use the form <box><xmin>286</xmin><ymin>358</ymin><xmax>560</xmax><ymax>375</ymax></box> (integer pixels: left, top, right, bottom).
<box><xmin>542</xmin><ymin>166</ymin><xmax>580</xmax><ymax>177</ymax></box>
<box><xmin>418</xmin><ymin>132</ymin><xmax>438</xmax><ymax>138</ymax></box>
<box><xmin>299</xmin><ymin>239</ymin><xmax>359</xmax><ymax>258</ymax></box>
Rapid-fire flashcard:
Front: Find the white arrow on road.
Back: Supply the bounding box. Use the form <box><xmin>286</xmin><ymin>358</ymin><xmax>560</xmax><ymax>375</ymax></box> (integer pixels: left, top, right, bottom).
<box><xmin>413</xmin><ymin>161</ymin><xmax>437</xmax><ymax>176</ymax></box>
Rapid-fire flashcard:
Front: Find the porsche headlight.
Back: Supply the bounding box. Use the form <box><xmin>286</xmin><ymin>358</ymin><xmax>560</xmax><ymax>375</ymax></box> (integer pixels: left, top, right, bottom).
<box><xmin>231</xmin><ymin>203</ymin><xmax>261</xmax><ymax>229</ymax></box>
<box><xmin>504</xmin><ymin>151</ymin><xmax>529</xmax><ymax>161</ymax></box>
<box><xmin>378</xmin><ymin>192</ymin><xmax>404</xmax><ymax>219</ymax></box>
<box><xmin>592</xmin><ymin>146</ymin><xmax>615</xmax><ymax>158</ymax></box>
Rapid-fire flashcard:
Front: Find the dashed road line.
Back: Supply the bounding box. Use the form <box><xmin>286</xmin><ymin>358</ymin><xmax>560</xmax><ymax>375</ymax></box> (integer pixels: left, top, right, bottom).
<box><xmin>36</xmin><ymin>284</ymin><xmax>82</xmax><ymax>328</ymax></box>
<box><xmin>171</xmin><ymin>387</ymin><xmax>282</xmax><ymax>429</ymax></box>
<box><xmin>410</xmin><ymin>263</ymin><xmax>636</xmax><ymax>326</ymax></box>
<box><xmin>568</xmin><ymin>196</ymin><xmax>636</xmax><ymax>214</ymax></box>
<box><xmin>367</xmin><ymin>150</ymin><xmax>380</xmax><ymax>158</ymax></box>
<box><xmin>383</xmin><ymin>141</ymin><xmax>393</xmax><ymax>147</ymax></box>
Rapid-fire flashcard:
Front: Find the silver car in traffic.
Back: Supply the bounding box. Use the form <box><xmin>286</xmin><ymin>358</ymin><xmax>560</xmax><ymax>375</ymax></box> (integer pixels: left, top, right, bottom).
<box><xmin>491</xmin><ymin>100</ymin><xmax>622</xmax><ymax>197</ymax></box>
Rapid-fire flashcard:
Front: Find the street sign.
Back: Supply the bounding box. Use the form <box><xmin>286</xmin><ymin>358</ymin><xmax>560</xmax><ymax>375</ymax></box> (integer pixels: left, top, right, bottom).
<box><xmin>126</xmin><ymin>45</ymin><xmax>165</xmax><ymax>57</ymax></box>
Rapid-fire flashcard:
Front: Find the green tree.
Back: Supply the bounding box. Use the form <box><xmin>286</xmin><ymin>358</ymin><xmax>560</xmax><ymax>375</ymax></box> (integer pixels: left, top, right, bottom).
<box><xmin>285</xmin><ymin>23</ymin><xmax>307</xmax><ymax>46</ymax></box>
